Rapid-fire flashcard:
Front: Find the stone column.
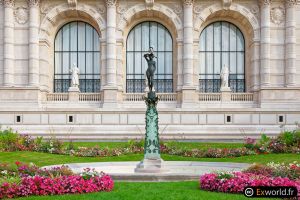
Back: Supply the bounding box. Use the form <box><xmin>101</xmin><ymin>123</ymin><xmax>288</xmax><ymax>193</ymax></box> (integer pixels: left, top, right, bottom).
<box><xmin>181</xmin><ymin>0</ymin><xmax>196</xmax><ymax>107</ymax></box>
<box><xmin>251</xmin><ymin>41</ymin><xmax>260</xmax><ymax>91</ymax></box>
<box><xmin>183</xmin><ymin>0</ymin><xmax>194</xmax><ymax>87</ymax></box>
<box><xmin>285</xmin><ymin>0</ymin><xmax>297</xmax><ymax>87</ymax></box>
<box><xmin>0</xmin><ymin>1</ymin><xmax>3</xmax><ymax>86</ymax></box>
<box><xmin>3</xmin><ymin>0</ymin><xmax>14</xmax><ymax>86</ymax></box>
<box><xmin>105</xmin><ymin>0</ymin><xmax>117</xmax><ymax>87</ymax></box>
<box><xmin>28</xmin><ymin>0</ymin><xmax>40</xmax><ymax>87</ymax></box>
<box><xmin>259</xmin><ymin>0</ymin><xmax>271</xmax><ymax>87</ymax></box>
<box><xmin>102</xmin><ymin>0</ymin><xmax>119</xmax><ymax>107</ymax></box>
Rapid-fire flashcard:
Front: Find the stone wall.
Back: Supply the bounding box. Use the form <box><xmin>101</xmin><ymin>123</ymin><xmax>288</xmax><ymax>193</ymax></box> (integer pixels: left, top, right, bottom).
<box><xmin>0</xmin><ymin>0</ymin><xmax>300</xmax><ymax>140</ymax></box>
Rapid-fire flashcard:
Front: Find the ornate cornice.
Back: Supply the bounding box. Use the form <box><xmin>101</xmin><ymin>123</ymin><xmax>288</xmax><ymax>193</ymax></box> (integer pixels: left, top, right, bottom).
<box><xmin>286</xmin><ymin>0</ymin><xmax>297</xmax><ymax>7</ymax></box>
<box><xmin>182</xmin><ymin>0</ymin><xmax>193</xmax><ymax>7</ymax></box>
<box><xmin>106</xmin><ymin>0</ymin><xmax>117</xmax><ymax>7</ymax></box>
<box><xmin>28</xmin><ymin>0</ymin><xmax>39</xmax><ymax>7</ymax></box>
<box><xmin>3</xmin><ymin>0</ymin><xmax>14</xmax><ymax>8</ymax></box>
<box><xmin>259</xmin><ymin>0</ymin><xmax>271</xmax><ymax>6</ymax></box>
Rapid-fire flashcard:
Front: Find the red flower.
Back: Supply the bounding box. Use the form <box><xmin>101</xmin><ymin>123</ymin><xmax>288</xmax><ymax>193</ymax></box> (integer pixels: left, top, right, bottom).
<box><xmin>15</xmin><ymin>161</ymin><xmax>21</xmax><ymax>166</ymax></box>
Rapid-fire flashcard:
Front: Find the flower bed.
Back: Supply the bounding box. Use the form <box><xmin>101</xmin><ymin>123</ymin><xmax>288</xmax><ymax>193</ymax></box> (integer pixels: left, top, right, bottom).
<box><xmin>0</xmin><ymin>162</ymin><xmax>114</xmax><ymax>199</ymax></box>
<box><xmin>0</xmin><ymin>128</ymin><xmax>300</xmax><ymax>159</ymax></box>
<box><xmin>0</xmin><ymin>174</ymin><xmax>114</xmax><ymax>199</ymax></box>
<box><xmin>200</xmin><ymin>162</ymin><xmax>300</xmax><ymax>196</ymax></box>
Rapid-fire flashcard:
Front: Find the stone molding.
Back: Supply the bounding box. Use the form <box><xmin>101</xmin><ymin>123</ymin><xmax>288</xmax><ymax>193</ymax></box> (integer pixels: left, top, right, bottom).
<box><xmin>193</xmin><ymin>2</ymin><xmax>259</xmax><ymax>41</ymax></box>
<box><xmin>117</xmin><ymin>3</ymin><xmax>182</xmax><ymax>34</ymax></box>
<box><xmin>259</xmin><ymin>0</ymin><xmax>271</xmax><ymax>6</ymax></box>
<box><xmin>222</xmin><ymin>0</ymin><xmax>232</xmax><ymax>10</ymax></box>
<box><xmin>14</xmin><ymin>6</ymin><xmax>29</xmax><ymax>24</ymax></box>
<box><xmin>145</xmin><ymin>0</ymin><xmax>154</xmax><ymax>9</ymax></box>
<box><xmin>3</xmin><ymin>0</ymin><xmax>14</xmax><ymax>8</ymax></box>
<box><xmin>106</xmin><ymin>0</ymin><xmax>117</xmax><ymax>7</ymax></box>
<box><xmin>183</xmin><ymin>0</ymin><xmax>193</xmax><ymax>7</ymax></box>
<box><xmin>67</xmin><ymin>0</ymin><xmax>77</xmax><ymax>8</ymax></box>
<box><xmin>270</xmin><ymin>6</ymin><xmax>285</xmax><ymax>25</ymax></box>
<box><xmin>28</xmin><ymin>0</ymin><xmax>39</xmax><ymax>7</ymax></box>
<box><xmin>286</xmin><ymin>0</ymin><xmax>297</xmax><ymax>7</ymax></box>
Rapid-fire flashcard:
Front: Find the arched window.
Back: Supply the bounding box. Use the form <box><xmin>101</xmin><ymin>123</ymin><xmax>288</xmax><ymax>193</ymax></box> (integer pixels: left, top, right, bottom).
<box><xmin>126</xmin><ymin>21</ymin><xmax>173</xmax><ymax>93</ymax></box>
<box><xmin>54</xmin><ymin>21</ymin><xmax>100</xmax><ymax>93</ymax></box>
<box><xmin>199</xmin><ymin>21</ymin><xmax>245</xmax><ymax>93</ymax></box>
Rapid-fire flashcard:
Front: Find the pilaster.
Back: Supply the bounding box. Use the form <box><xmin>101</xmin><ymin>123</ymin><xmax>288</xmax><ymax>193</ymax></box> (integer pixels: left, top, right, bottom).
<box><xmin>181</xmin><ymin>0</ymin><xmax>196</xmax><ymax>107</ymax></box>
<box><xmin>285</xmin><ymin>0</ymin><xmax>297</xmax><ymax>87</ymax></box>
<box><xmin>103</xmin><ymin>0</ymin><xmax>119</xmax><ymax>107</ymax></box>
<box><xmin>3</xmin><ymin>0</ymin><xmax>14</xmax><ymax>86</ymax></box>
<box><xmin>28</xmin><ymin>0</ymin><xmax>40</xmax><ymax>87</ymax></box>
<box><xmin>259</xmin><ymin>0</ymin><xmax>271</xmax><ymax>87</ymax></box>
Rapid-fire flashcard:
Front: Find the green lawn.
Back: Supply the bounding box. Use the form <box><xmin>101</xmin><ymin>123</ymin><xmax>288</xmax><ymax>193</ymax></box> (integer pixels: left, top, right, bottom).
<box><xmin>14</xmin><ymin>181</ymin><xmax>272</xmax><ymax>200</ymax></box>
<box><xmin>0</xmin><ymin>152</ymin><xmax>298</xmax><ymax>167</ymax></box>
<box><xmin>0</xmin><ymin>145</ymin><xmax>293</xmax><ymax>200</ymax></box>
<box><xmin>64</xmin><ymin>141</ymin><xmax>244</xmax><ymax>150</ymax></box>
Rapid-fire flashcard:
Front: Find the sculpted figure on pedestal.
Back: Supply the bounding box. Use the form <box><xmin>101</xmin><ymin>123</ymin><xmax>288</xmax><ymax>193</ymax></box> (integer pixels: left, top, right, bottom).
<box><xmin>70</xmin><ymin>63</ymin><xmax>80</xmax><ymax>88</ymax></box>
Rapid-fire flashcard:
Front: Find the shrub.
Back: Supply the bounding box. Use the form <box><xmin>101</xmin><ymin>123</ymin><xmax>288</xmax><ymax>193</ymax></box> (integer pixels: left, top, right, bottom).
<box><xmin>278</xmin><ymin>131</ymin><xmax>296</xmax><ymax>146</ymax></box>
<box><xmin>0</xmin><ymin>128</ymin><xmax>19</xmax><ymax>151</ymax></box>
<box><xmin>268</xmin><ymin>139</ymin><xmax>286</xmax><ymax>153</ymax></box>
<box><xmin>244</xmin><ymin>137</ymin><xmax>256</xmax><ymax>149</ymax></box>
<box><xmin>243</xmin><ymin>163</ymin><xmax>273</xmax><ymax>177</ymax></box>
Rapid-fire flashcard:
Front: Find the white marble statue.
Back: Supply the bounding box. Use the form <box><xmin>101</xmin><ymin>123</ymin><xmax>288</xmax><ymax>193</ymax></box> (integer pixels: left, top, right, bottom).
<box><xmin>70</xmin><ymin>63</ymin><xmax>80</xmax><ymax>87</ymax></box>
<box><xmin>220</xmin><ymin>65</ymin><xmax>230</xmax><ymax>88</ymax></box>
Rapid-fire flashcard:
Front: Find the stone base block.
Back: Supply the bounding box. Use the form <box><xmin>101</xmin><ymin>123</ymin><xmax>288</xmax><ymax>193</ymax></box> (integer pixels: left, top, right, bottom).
<box><xmin>135</xmin><ymin>158</ymin><xmax>169</xmax><ymax>173</ymax></box>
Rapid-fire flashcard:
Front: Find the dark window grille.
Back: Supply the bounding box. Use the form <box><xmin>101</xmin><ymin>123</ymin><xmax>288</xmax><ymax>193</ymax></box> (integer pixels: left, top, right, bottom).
<box><xmin>54</xmin><ymin>21</ymin><xmax>101</xmax><ymax>93</ymax></box>
<box><xmin>126</xmin><ymin>21</ymin><xmax>173</xmax><ymax>93</ymax></box>
<box><xmin>199</xmin><ymin>21</ymin><xmax>245</xmax><ymax>93</ymax></box>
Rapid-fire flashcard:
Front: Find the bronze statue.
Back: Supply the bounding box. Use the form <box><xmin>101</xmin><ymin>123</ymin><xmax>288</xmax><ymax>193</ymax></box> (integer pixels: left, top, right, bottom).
<box><xmin>144</xmin><ymin>47</ymin><xmax>156</xmax><ymax>93</ymax></box>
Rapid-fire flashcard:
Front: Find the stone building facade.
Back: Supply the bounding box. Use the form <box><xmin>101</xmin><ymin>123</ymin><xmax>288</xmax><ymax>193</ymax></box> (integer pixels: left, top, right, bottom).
<box><xmin>0</xmin><ymin>0</ymin><xmax>300</xmax><ymax>141</ymax></box>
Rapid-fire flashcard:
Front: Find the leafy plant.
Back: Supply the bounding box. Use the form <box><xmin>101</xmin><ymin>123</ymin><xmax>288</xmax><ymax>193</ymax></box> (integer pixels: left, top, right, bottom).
<box><xmin>0</xmin><ymin>128</ymin><xmax>19</xmax><ymax>151</ymax></box>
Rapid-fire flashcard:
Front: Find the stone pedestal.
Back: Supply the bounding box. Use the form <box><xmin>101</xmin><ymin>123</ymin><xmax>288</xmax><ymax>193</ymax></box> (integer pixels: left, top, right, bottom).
<box><xmin>181</xmin><ymin>87</ymin><xmax>196</xmax><ymax>108</ymax></box>
<box><xmin>102</xmin><ymin>86</ymin><xmax>119</xmax><ymax>108</ymax></box>
<box><xmin>68</xmin><ymin>87</ymin><xmax>79</xmax><ymax>102</ymax></box>
<box><xmin>220</xmin><ymin>87</ymin><xmax>231</xmax><ymax>102</ymax></box>
<box><xmin>135</xmin><ymin>158</ymin><xmax>168</xmax><ymax>173</ymax></box>
<box><xmin>135</xmin><ymin>91</ymin><xmax>168</xmax><ymax>173</ymax></box>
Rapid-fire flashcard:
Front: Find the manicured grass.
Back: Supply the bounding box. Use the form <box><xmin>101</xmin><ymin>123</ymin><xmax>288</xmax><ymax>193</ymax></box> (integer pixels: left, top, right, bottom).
<box><xmin>0</xmin><ymin>152</ymin><xmax>298</xmax><ymax>167</ymax></box>
<box><xmin>14</xmin><ymin>181</ymin><xmax>271</xmax><ymax>200</ymax></box>
<box><xmin>64</xmin><ymin>141</ymin><xmax>244</xmax><ymax>150</ymax></box>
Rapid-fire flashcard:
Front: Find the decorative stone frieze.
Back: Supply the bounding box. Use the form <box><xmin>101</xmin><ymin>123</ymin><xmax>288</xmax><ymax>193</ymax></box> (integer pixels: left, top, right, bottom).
<box><xmin>3</xmin><ymin>0</ymin><xmax>14</xmax><ymax>8</ymax></box>
<box><xmin>172</xmin><ymin>4</ymin><xmax>182</xmax><ymax>14</ymax></box>
<box><xmin>14</xmin><ymin>6</ymin><xmax>28</xmax><ymax>24</ymax></box>
<box><xmin>28</xmin><ymin>0</ymin><xmax>39</xmax><ymax>7</ymax></box>
<box><xmin>270</xmin><ymin>6</ymin><xmax>285</xmax><ymax>25</ymax></box>
<box><xmin>106</xmin><ymin>0</ymin><xmax>117</xmax><ymax>7</ymax></box>
<box><xmin>145</xmin><ymin>0</ymin><xmax>154</xmax><ymax>10</ymax></box>
<box><xmin>286</xmin><ymin>0</ymin><xmax>297</xmax><ymax>7</ymax></box>
<box><xmin>97</xmin><ymin>5</ymin><xmax>106</xmax><ymax>14</ymax></box>
<box><xmin>250</xmin><ymin>5</ymin><xmax>259</xmax><ymax>15</ymax></box>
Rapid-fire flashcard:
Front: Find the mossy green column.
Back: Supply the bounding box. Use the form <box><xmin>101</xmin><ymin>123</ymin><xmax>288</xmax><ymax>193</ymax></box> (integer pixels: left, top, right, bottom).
<box><xmin>135</xmin><ymin>92</ymin><xmax>167</xmax><ymax>173</ymax></box>
<box><xmin>144</xmin><ymin>92</ymin><xmax>160</xmax><ymax>159</ymax></box>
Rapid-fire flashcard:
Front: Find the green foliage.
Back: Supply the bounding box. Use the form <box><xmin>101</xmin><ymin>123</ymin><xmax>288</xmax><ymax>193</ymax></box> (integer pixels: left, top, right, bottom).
<box><xmin>0</xmin><ymin>128</ymin><xmax>19</xmax><ymax>151</ymax></box>
<box><xmin>278</xmin><ymin>130</ymin><xmax>300</xmax><ymax>147</ymax></box>
<box><xmin>216</xmin><ymin>171</ymin><xmax>234</xmax><ymax>180</ymax></box>
<box><xmin>258</xmin><ymin>134</ymin><xmax>270</xmax><ymax>147</ymax></box>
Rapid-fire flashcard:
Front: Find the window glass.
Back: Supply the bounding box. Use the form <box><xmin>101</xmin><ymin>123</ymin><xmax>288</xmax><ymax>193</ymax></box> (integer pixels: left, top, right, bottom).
<box><xmin>126</xmin><ymin>21</ymin><xmax>173</xmax><ymax>93</ymax></box>
<box><xmin>199</xmin><ymin>21</ymin><xmax>245</xmax><ymax>92</ymax></box>
<box><xmin>54</xmin><ymin>21</ymin><xmax>100</xmax><ymax>93</ymax></box>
